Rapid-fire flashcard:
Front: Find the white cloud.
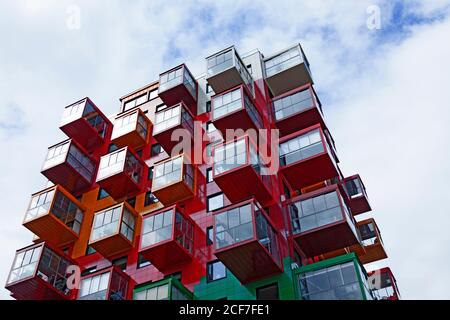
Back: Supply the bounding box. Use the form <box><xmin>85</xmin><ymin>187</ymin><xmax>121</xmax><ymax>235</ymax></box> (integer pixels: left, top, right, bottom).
<box><xmin>0</xmin><ymin>0</ymin><xmax>449</xmax><ymax>299</ymax></box>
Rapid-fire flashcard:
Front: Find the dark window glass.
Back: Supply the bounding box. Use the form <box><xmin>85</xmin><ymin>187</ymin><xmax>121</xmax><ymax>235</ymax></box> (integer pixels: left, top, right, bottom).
<box><xmin>256</xmin><ymin>283</ymin><xmax>279</xmax><ymax>300</ymax></box>
<box><xmin>108</xmin><ymin>144</ymin><xmax>119</xmax><ymax>153</ymax></box>
<box><xmin>127</xmin><ymin>197</ymin><xmax>136</xmax><ymax>208</ymax></box>
<box><xmin>246</xmin><ymin>64</ymin><xmax>252</xmax><ymax>75</ymax></box>
<box><xmin>155</xmin><ymin>103</ymin><xmax>167</xmax><ymax>112</ymax></box>
<box><xmin>207</xmin><ymin>261</ymin><xmax>226</xmax><ymax>282</ymax></box>
<box><xmin>112</xmin><ymin>256</ymin><xmax>128</xmax><ymax>272</ymax></box>
<box><xmin>151</xmin><ymin>144</ymin><xmax>164</xmax><ymax>157</ymax></box>
<box><xmin>165</xmin><ymin>272</ymin><xmax>182</xmax><ymax>281</ymax></box>
<box><xmin>147</xmin><ymin>166</ymin><xmax>153</xmax><ymax>181</ymax></box>
<box><xmin>206</xmin><ymin>101</ymin><xmax>211</xmax><ymax>112</ymax></box>
<box><xmin>206</xmin><ymin>168</ymin><xmax>213</xmax><ymax>183</ymax></box>
<box><xmin>206</xmin><ymin>226</ymin><xmax>214</xmax><ymax>246</ymax></box>
<box><xmin>136</xmin><ymin>149</ymin><xmax>143</xmax><ymax>158</ymax></box>
<box><xmin>85</xmin><ymin>246</ymin><xmax>96</xmax><ymax>255</ymax></box>
<box><xmin>206</xmin><ymin>84</ymin><xmax>213</xmax><ymax>94</ymax></box>
<box><xmin>81</xmin><ymin>266</ymin><xmax>97</xmax><ymax>276</ymax></box>
<box><xmin>137</xmin><ymin>254</ymin><xmax>151</xmax><ymax>269</ymax></box>
<box><xmin>97</xmin><ymin>188</ymin><xmax>109</xmax><ymax>200</ymax></box>
<box><xmin>207</xmin><ymin>193</ymin><xmax>224</xmax><ymax>211</ymax></box>
<box><xmin>144</xmin><ymin>192</ymin><xmax>159</xmax><ymax>206</ymax></box>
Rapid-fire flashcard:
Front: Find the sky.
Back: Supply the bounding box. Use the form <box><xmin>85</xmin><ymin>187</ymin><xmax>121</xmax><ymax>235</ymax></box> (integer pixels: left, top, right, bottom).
<box><xmin>0</xmin><ymin>0</ymin><xmax>450</xmax><ymax>299</ymax></box>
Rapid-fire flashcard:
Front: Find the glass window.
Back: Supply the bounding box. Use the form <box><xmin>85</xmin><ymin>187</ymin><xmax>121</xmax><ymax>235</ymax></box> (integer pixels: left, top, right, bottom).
<box><xmin>215</xmin><ymin>203</ymin><xmax>254</xmax><ymax>249</ymax></box>
<box><xmin>123</xmin><ymin>94</ymin><xmax>148</xmax><ymax>111</ymax></box>
<box><xmin>79</xmin><ymin>272</ymin><xmax>111</xmax><ymax>300</ymax></box>
<box><xmin>97</xmin><ymin>188</ymin><xmax>109</xmax><ymax>200</ymax></box>
<box><xmin>207</xmin><ymin>261</ymin><xmax>227</xmax><ymax>282</ymax></box>
<box><xmin>206</xmin><ymin>121</ymin><xmax>217</xmax><ymax>133</ymax></box>
<box><xmin>137</xmin><ymin>254</ymin><xmax>151</xmax><ymax>269</ymax></box>
<box><xmin>206</xmin><ymin>168</ymin><xmax>213</xmax><ymax>183</ymax></box>
<box><xmin>213</xmin><ymin>139</ymin><xmax>247</xmax><ymax>175</ymax></box>
<box><xmin>141</xmin><ymin>210</ymin><xmax>174</xmax><ymax>248</ymax></box>
<box><xmin>7</xmin><ymin>246</ymin><xmax>42</xmax><ymax>284</ymax></box>
<box><xmin>149</xmin><ymin>89</ymin><xmax>158</xmax><ymax>100</ymax></box>
<box><xmin>144</xmin><ymin>191</ymin><xmax>159</xmax><ymax>207</ymax></box>
<box><xmin>256</xmin><ymin>283</ymin><xmax>279</xmax><ymax>300</ymax></box>
<box><xmin>206</xmin><ymin>101</ymin><xmax>211</xmax><ymax>112</ymax></box>
<box><xmin>273</xmin><ymin>88</ymin><xmax>314</xmax><ymax>121</ymax></box>
<box><xmin>265</xmin><ymin>46</ymin><xmax>303</xmax><ymax>77</ymax></box>
<box><xmin>135</xmin><ymin>284</ymin><xmax>170</xmax><ymax>300</ymax></box>
<box><xmin>151</xmin><ymin>144</ymin><xmax>164</xmax><ymax>157</ymax></box>
<box><xmin>206</xmin><ymin>83</ymin><xmax>213</xmax><ymax>94</ymax></box>
<box><xmin>212</xmin><ymin>88</ymin><xmax>242</xmax><ymax>120</ymax></box>
<box><xmin>207</xmin><ymin>193</ymin><xmax>224</xmax><ymax>211</ymax></box>
<box><xmin>112</xmin><ymin>256</ymin><xmax>127</xmax><ymax>272</ymax></box>
<box><xmin>206</xmin><ymin>226</ymin><xmax>214</xmax><ymax>246</ymax></box>
<box><xmin>91</xmin><ymin>205</ymin><xmax>123</xmax><ymax>242</ymax></box>
<box><xmin>152</xmin><ymin>156</ymin><xmax>183</xmax><ymax>190</ymax></box>
<box><xmin>279</xmin><ymin>129</ymin><xmax>324</xmax><ymax>166</ymax></box>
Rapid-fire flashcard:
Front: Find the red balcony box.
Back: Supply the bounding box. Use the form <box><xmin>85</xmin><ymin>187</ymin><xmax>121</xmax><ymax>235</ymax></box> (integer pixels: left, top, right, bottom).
<box><xmin>279</xmin><ymin>124</ymin><xmax>339</xmax><ymax>191</ymax></box>
<box><xmin>153</xmin><ymin>102</ymin><xmax>195</xmax><ymax>156</ymax></box>
<box><xmin>5</xmin><ymin>242</ymin><xmax>77</xmax><ymax>300</ymax></box>
<box><xmin>111</xmin><ymin>108</ymin><xmax>152</xmax><ymax>150</ymax></box>
<box><xmin>287</xmin><ymin>184</ymin><xmax>361</xmax><ymax>257</ymax></box>
<box><xmin>343</xmin><ymin>175</ymin><xmax>372</xmax><ymax>215</ymax></box>
<box><xmin>139</xmin><ymin>205</ymin><xmax>194</xmax><ymax>272</ymax></box>
<box><xmin>368</xmin><ymin>267</ymin><xmax>401</xmax><ymax>300</ymax></box>
<box><xmin>96</xmin><ymin>147</ymin><xmax>145</xmax><ymax>200</ymax></box>
<box><xmin>89</xmin><ymin>202</ymin><xmax>139</xmax><ymax>260</ymax></box>
<box><xmin>78</xmin><ymin>266</ymin><xmax>131</xmax><ymax>300</ymax></box>
<box><xmin>264</xmin><ymin>43</ymin><xmax>313</xmax><ymax>97</ymax></box>
<box><xmin>206</xmin><ymin>46</ymin><xmax>254</xmax><ymax>95</ymax></box>
<box><xmin>213</xmin><ymin>136</ymin><xmax>274</xmax><ymax>206</ymax></box>
<box><xmin>214</xmin><ymin>199</ymin><xmax>282</xmax><ymax>284</ymax></box>
<box><xmin>151</xmin><ymin>153</ymin><xmax>199</xmax><ymax>206</ymax></box>
<box><xmin>23</xmin><ymin>185</ymin><xmax>85</xmax><ymax>247</ymax></box>
<box><xmin>59</xmin><ymin>97</ymin><xmax>111</xmax><ymax>152</ymax></box>
<box><xmin>211</xmin><ymin>85</ymin><xmax>264</xmax><ymax>136</ymax></box>
<box><xmin>41</xmin><ymin>139</ymin><xmax>97</xmax><ymax>194</ymax></box>
<box><xmin>158</xmin><ymin>64</ymin><xmax>197</xmax><ymax>114</ymax></box>
<box><xmin>272</xmin><ymin>84</ymin><xmax>325</xmax><ymax>137</ymax></box>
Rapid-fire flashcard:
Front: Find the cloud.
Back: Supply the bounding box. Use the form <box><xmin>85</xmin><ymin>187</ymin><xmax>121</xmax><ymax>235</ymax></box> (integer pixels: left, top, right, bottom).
<box><xmin>0</xmin><ymin>0</ymin><xmax>449</xmax><ymax>299</ymax></box>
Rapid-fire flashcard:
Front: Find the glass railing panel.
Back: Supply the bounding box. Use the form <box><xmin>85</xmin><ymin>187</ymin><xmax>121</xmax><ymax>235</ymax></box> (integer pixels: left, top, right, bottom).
<box><xmin>265</xmin><ymin>46</ymin><xmax>303</xmax><ymax>77</ymax></box>
<box><xmin>212</xmin><ymin>87</ymin><xmax>242</xmax><ymax>120</ymax></box>
<box><xmin>123</xmin><ymin>152</ymin><xmax>143</xmax><ymax>184</ymax></box>
<box><xmin>255</xmin><ymin>209</ymin><xmax>280</xmax><ymax>264</ymax></box>
<box><xmin>67</xmin><ymin>143</ymin><xmax>96</xmax><ymax>182</ymax></box>
<box><xmin>154</xmin><ymin>105</ymin><xmax>181</xmax><ymax>134</ymax></box>
<box><xmin>7</xmin><ymin>245</ymin><xmax>42</xmax><ymax>284</ymax></box>
<box><xmin>279</xmin><ymin>128</ymin><xmax>324</xmax><ymax>166</ymax></box>
<box><xmin>97</xmin><ymin>149</ymin><xmax>127</xmax><ymax>181</ymax></box>
<box><xmin>213</xmin><ymin>139</ymin><xmax>247</xmax><ymax>175</ymax></box>
<box><xmin>243</xmin><ymin>93</ymin><xmax>263</xmax><ymax>129</ymax></box>
<box><xmin>24</xmin><ymin>189</ymin><xmax>56</xmax><ymax>223</ymax></box>
<box><xmin>78</xmin><ymin>272</ymin><xmax>110</xmax><ymax>300</ymax></box>
<box><xmin>91</xmin><ymin>205</ymin><xmax>122</xmax><ymax>242</ymax></box>
<box><xmin>120</xmin><ymin>207</ymin><xmax>136</xmax><ymax>242</ymax></box>
<box><xmin>136</xmin><ymin>114</ymin><xmax>149</xmax><ymax>140</ymax></box>
<box><xmin>207</xmin><ymin>49</ymin><xmax>234</xmax><ymax>77</ymax></box>
<box><xmin>51</xmin><ymin>191</ymin><xmax>83</xmax><ymax>234</ymax></box>
<box><xmin>359</xmin><ymin>222</ymin><xmax>377</xmax><ymax>246</ymax></box>
<box><xmin>183</xmin><ymin>68</ymin><xmax>196</xmax><ymax>99</ymax></box>
<box><xmin>215</xmin><ymin>203</ymin><xmax>253</xmax><ymax>249</ymax></box>
<box><xmin>113</xmin><ymin>112</ymin><xmax>139</xmax><ymax>139</ymax></box>
<box><xmin>135</xmin><ymin>283</ymin><xmax>170</xmax><ymax>300</ymax></box>
<box><xmin>345</xmin><ymin>178</ymin><xmax>364</xmax><ymax>198</ymax></box>
<box><xmin>36</xmin><ymin>246</ymin><xmax>72</xmax><ymax>295</ymax></box>
<box><xmin>175</xmin><ymin>212</ymin><xmax>194</xmax><ymax>254</ymax></box>
<box><xmin>141</xmin><ymin>210</ymin><xmax>173</xmax><ymax>248</ymax></box>
<box><xmin>273</xmin><ymin>88</ymin><xmax>314</xmax><ymax>121</ymax></box>
<box><xmin>109</xmin><ymin>270</ymin><xmax>128</xmax><ymax>300</ymax></box>
<box><xmin>61</xmin><ymin>100</ymin><xmax>85</xmax><ymax>124</ymax></box>
<box><xmin>159</xmin><ymin>67</ymin><xmax>184</xmax><ymax>93</ymax></box>
<box><xmin>153</xmin><ymin>156</ymin><xmax>183</xmax><ymax>189</ymax></box>
<box><xmin>83</xmin><ymin>101</ymin><xmax>107</xmax><ymax>138</ymax></box>
<box><xmin>43</xmin><ymin>141</ymin><xmax>71</xmax><ymax>170</ymax></box>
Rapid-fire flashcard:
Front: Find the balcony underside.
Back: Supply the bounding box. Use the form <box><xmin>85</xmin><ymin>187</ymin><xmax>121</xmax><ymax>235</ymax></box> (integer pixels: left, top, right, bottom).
<box><xmin>282</xmin><ymin>153</ymin><xmax>338</xmax><ymax>191</ymax></box>
<box><xmin>266</xmin><ymin>63</ymin><xmax>312</xmax><ymax>97</ymax></box>
<box><xmin>347</xmin><ymin>196</ymin><xmax>372</xmax><ymax>215</ymax></box>
<box><xmin>41</xmin><ymin>163</ymin><xmax>91</xmax><ymax>194</ymax></box>
<box><xmin>215</xmin><ymin>240</ymin><xmax>282</xmax><ymax>284</ymax></box>
<box><xmin>213</xmin><ymin>109</ymin><xmax>259</xmax><ymax>137</ymax></box>
<box><xmin>111</xmin><ymin>130</ymin><xmax>147</xmax><ymax>150</ymax></box>
<box><xmin>214</xmin><ymin>166</ymin><xmax>274</xmax><ymax>206</ymax></box>
<box><xmin>23</xmin><ymin>215</ymin><xmax>78</xmax><ymax>247</ymax></box>
<box><xmin>6</xmin><ymin>277</ymin><xmax>69</xmax><ymax>300</ymax></box>
<box><xmin>207</xmin><ymin>67</ymin><xmax>245</xmax><ymax>95</ymax></box>
<box><xmin>153</xmin><ymin>125</ymin><xmax>193</xmax><ymax>157</ymax></box>
<box><xmin>140</xmin><ymin>240</ymin><xmax>192</xmax><ymax>273</ymax></box>
<box><xmin>158</xmin><ymin>84</ymin><xmax>196</xmax><ymax>114</ymax></box>
<box><xmin>97</xmin><ymin>173</ymin><xmax>141</xmax><ymax>201</ymax></box>
<box><xmin>90</xmin><ymin>234</ymin><xmax>132</xmax><ymax>260</ymax></box>
<box><xmin>293</xmin><ymin>221</ymin><xmax>359</xmax><ymax>257</ymax></box>
<box><xmin>276</xmin><ymin>107</ymin><xmax>325</xmax><ymax>137</ymax></box>
<box><xmin>60</xmin><ymin>119</ymin><xmax>104</xmax><ymax>152</ymax></box>
<box><xmin>152</xmin><ymin>180</ymin><xmax>194</xmax><ymax>207</ymax></box>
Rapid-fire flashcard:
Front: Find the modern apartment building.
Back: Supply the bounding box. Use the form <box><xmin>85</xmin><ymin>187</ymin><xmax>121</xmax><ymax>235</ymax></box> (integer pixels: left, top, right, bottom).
<box><xmin>5</xmin><ymin>43</ymin><xmax>400</xmax><ymax>300</ymax></box>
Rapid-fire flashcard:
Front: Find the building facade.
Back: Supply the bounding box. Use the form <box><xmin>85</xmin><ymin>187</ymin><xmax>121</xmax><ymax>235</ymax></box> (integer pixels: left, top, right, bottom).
<box><xmin>5</xmin><ymin>44</ymin><xmax>400</xmax><ymax>300</ymax></box>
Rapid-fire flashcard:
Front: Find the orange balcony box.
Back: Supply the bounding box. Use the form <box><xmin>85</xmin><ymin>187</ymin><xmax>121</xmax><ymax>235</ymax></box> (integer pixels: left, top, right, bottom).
<box><xmin>59</xmin><ymin>97</ymin><xmax>110</xmax><ymax>152</ymax></box>
<box><xmin>89</xmin><ymin>202</ymin><xmax>138</xmax><ymax>260</ymax></box>
<box><xmin>96</xmin><ymin>147</ymin><xmax>145</xmax><ymax>200</ymax></box>
<box><xmin>279</xmin><ymin>125</ymin><xmax>339</xmax><ymax>191</ymax></box>
<box><xmin>214</xmin><ymin>199</ymin><xmax>282</xmax><ymax>284</ymax></box>
<box><xmin>152</xmin><ymin>102</ymin><xmax>194</xmax><ymax>155</ymax></box>
<box><xmin>41</xmin><ymin>139</ymin><xmax>97</xmax><ymax>194</ymax></box>
<box><xmin>139</xmin><ymin>205</ymin><xmax>194</xmax><ymax>272</ymax></box>
<box><xmin>5</xmin><ymin>242</ymin><xmax>77</xmax><ymax>300</ymax></box>
<box><xmin>212</xmin><ymin>136</ymin><xmax>274</xmax><ymax>206</ymax></box>
<box><xmin>356</xmin><ymin>218</ymin><xmax>387</xmax><ymax>264</ymax></box>
<box><xmin>343</xmin><ymin>175</ymin><xmax>371</xmax><ymax>215</ymax></box>
<box><xmin>111</xmin><ymin>108</ymin><xmax>152</xmax><ymax>150</ymax></box>
<box><xmin>78</xmin><ymin>266</ymin><xmax>131</xmax><ymax>300</ymax></box>
<box><xmin>23</xmin><ymin>185</ymin><xmax>85</xmax><ymax>247</ymax></box>
<box><xmin>287</xmin><ymin>184</ymin><xmax>361</xmax><ymax>257</ymax></box>
<box><xmin>158</xmin><ymin>64</ymin><xmax>197</xmax><ymax>114</ymax></box>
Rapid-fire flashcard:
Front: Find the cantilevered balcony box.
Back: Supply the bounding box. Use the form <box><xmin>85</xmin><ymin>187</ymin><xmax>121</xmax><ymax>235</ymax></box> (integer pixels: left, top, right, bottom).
<box><xmin>59</xmin><ymin>97</ymin><xmax>111</xmax><ymax>152</ymax></box>
<box><xmin>41</xmin><ymin>139</ymin><xmax>97</xmax><ymax>194</ymax></box>
<box><xmin>22</xmin><ymin>185</ymin><xmax>85</xmax><ymax>247</ymax></box>
<box><xmin>158</xmin><ymin>64</ymin><xmax>198</xmax><ymax>115</ymax></box>
<box><xmin>287</xmin><ymin>184</ymin><xmax>361</xmax><ymax>257</ymax></box>
<box><xmin>139</xmin><ymin>206</ymin><xmax>194</xmax><ymax>272</ymax></box>
<box><xmin>89</xmin><ymin>202</ymin><xmax>138</xmax><ymax>260</ymax></box>
<box><xmin>272</xmin><ymin>84</ymin><xmax>325</xmax><ymax>137</ymax></box>
<box><xmin>212</xmin><ymin>136</ymin><xmax>274</xmax><ymax>206</ymax></box>
<box><xmin>206</xmin><ymin>46</ymin><xmax>254</xmax><ymax>95</ymax></box>
<box><xmin>264</xmin><ymin>44</ymin><xmax>313</xmax><ymax>97</ymax></box>
<box><xmin>151</xmin><ymin>154</ymin><xmax>198</xmax><ymax>206</ymax></box>
<box><xmin>78</xmin><ymin>266</ymin><xmax>131</xmax><ymax>300</ymax></box>
<box><xmin>5</xmin><ymin>242</ymin><xmax>77</xmax><ymax>300</ymax></box>
<box><xmin>134</xmin><ymin>277</ymin><xmax>194</xmax><ymax>300</ymax></box>
<box><xmin>279</xmin><ymin>124</ymin><xmax>339</xmax><ymax>191</ymax></box>
<box><xmin>153</xmin><ymin>102</ymin><xmax>194</xmax><ymax>156</ymax></box>
<box><xmin>211</xmin><ymin>85</ymin><xmax>264</xmax><ymax>136</ymax></box>
<box><xmin>96</xmin><ymin>147</ymin><xmax>145</xmax><ymax>200</ymax></box>
<box><xmin>111</xmin><ymin>108</ymin><xmax>152</xmax><ymax>150</ymax></box>
<box><xmin>214</xmin><ymin>199</ymin><xmax>282</xmax><ymax>284</ymax></box>
<box><xmin>368</xmin><ymin>267</ymin><xmax>401</xmax><ymax>300</ymax></box>
<box><xmin>343</xmin><ymin>175</ymin><xmax>371</xmax><ymax>215</ymax></box>
<box><xmin>295</xmin><ymin>253</ymin><xmax>374</xmax><ymax>300</ymax></box>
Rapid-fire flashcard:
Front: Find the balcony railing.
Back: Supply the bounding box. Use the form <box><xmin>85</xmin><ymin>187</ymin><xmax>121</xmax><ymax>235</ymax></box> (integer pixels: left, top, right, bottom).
<box><xmin>134</xmin><ymin>278</ymin><xmax>194</xmax><ymax>300</ymax></box>
<box><xmin>213</xmin><ymin>199</ymin><xmax>281</xmax><ymax>283</ymax></box>
<box><xmin>139</xmin><ymin>206</ymin><xmax>194</xmax><ymax>271</ymax></box>
<box><xmin>206</xmin><ymin>46</ymin><xmax>254</xmax><ymax>95</ymax></box>
<box><xmin>23</xmin><ymin>185</ymin><xmax>84</xmax><ymax>246</ymax></box>
<box><xmin>158</xmin><ymin>64</ymin><xmax>197</xmax><ymax>110</ymax></box>
<box><xmin>111</xmin><ymin>108</ymin><xmax>152</xmax><ymax>149</ymax></box>
<box><xmin>60</xmin><ymin>98</ymin><xmax>110</xmax><ymax>151</ymax></box>
<box><xmin>89</xmin><ymin>202</ymin><xmax>137</xmax><ymax>259</ymax></box>
<box><xmin>264</xmin><ymin>44</ymin><xmax>313</xmax><ymax>96</ymax></box>
<box><xmin>78</xmin><ymin>266</ymin><xmax>130</xmax><ymax>300</ymax></box>
<box><xmin>369</xmin><ymin>267</ymin><xmax>401</xmax><ymax>300</ymax></box>
<box><xmin>41</xmin><ymin>140</ymin><xmax>96</xmax><ymax>193</ymax></box>
<box><xmin>213</xmin><ymin>136</ymin><xmax>273</xmax><ymax>206</ymax></box>
<box><xmin>343</xmin><ymin>175</ymin><xmax>371</xmax><ymax>215</ymax></box>
<box><xmin>96</xmin><ymin>147</ymin><xmax>144</xmax><ymax>200</ymax></box>
<box><xmin>287</xmin><ymin>185</ymin><xmax>361</xmax><ymax>256</ymax></box>
<box><xmin>6</xmin><ymin>243</ymin><xmax>76</xmax><ymax>300</ymax></box>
